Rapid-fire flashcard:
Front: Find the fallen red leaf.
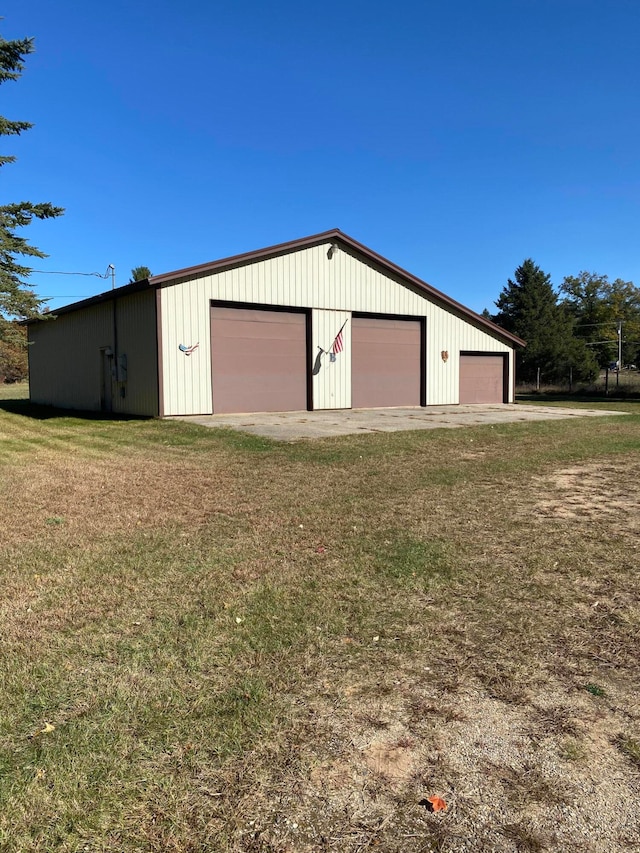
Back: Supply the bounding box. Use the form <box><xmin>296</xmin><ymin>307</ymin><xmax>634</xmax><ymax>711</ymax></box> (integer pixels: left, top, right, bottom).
<box><xmin>427</xmin><ymin>795</ymin><xmax>447</xmax><ymax>812</ymax></box>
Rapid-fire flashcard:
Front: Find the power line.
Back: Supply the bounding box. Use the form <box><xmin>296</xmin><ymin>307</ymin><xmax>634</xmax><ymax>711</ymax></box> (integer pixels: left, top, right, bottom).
<box><xmin>30</xmin><ymin>265</ymin><xmax>116</xmax><ymax>289</ymax></box>
<box><xmin>31</xmin><ymin>267</ymin><xmax>111</xmax><ymax>279</ymax></box>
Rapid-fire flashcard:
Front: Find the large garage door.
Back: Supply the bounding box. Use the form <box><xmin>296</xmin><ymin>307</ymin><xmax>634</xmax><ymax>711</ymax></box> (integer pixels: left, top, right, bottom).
<box><xmin>351</xmin><ymin>316</ymin><xmax>422</xmax><ymax>408</ymax></box>
<box><xmin>210</xmin><ymin>306</ymin><xmax>308</xmax><ymax>414</ymax></box>
<box><xmin>459</xmin><ymin>353</ymin><xmax>506</xmax><ymax>404</ymax></box>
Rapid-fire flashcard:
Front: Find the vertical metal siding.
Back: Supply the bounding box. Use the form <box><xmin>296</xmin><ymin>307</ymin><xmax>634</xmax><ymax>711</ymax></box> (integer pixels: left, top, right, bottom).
<box><xmin>28</xmin><ymin>290</ymin><xmax>158</xmax><ymax>415</ymax></box>
<box><xmin>159</xmin><ymin>243</ymin><xmax>515</xmax><ymax>416</ymax></box>
<box><xmin>312</xmin><ymin>310</ymin><xmax>351</xmax><ymax>409</ymax></box>
<box><xmin>29</xmin><ymin>303</ymin><xmax>113</xmax><ymax>411</ymax></box>
<box><xmin>111</xmin><ymin>290</ymin><xmax>159</xmax><ymax>416</ymax></box>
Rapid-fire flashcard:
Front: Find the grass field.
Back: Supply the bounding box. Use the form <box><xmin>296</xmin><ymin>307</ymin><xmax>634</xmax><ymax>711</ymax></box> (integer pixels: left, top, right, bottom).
<box><xmin>1</xmin><ymin>391</ymin><xmax>639</xmax><ymax>852</ymax></box>
<box><xmin>517</xmin><ymin>368</ymin><xmax>640</xmax><ymax>402</ymax></box>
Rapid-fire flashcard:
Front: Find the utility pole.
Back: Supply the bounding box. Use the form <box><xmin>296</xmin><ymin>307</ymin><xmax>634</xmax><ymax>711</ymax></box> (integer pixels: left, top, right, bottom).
<box><xmin>109</xmin><ymin>264</ymin><xmax>116</xmax><ymax>290</ymax></box>
<box><xmin>617</xmin><ymin>320</ymin><xmax>622</xmax><ymax>389</ymax></box>
<box><xmin>617</xmin><ymin>319</ymin><xmax>622</xmax><ymax>369</ymax></box>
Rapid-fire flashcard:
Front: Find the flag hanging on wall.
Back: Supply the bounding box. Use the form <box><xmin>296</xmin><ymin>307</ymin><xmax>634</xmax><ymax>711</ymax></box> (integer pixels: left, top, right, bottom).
<box><xmin>330</xmin><ymin>322</ymin><xmax>347</xmax><ymax>362</ymax></box>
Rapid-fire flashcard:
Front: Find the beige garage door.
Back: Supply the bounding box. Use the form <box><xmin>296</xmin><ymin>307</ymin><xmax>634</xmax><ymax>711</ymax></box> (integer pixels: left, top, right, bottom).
<box><xmin>459</xmin><ymin>354</ymin><xmax>506</xmax><ymax>404</ymax></box>
<box><xmin>210</xmin><ymin>306</ymin><xmax>308</xmax><ymax>414</ymax></box>
<box><xmin>351</xmin><ymin>316</ymin><xmax>422</xmax><ymax>408</ymax></box>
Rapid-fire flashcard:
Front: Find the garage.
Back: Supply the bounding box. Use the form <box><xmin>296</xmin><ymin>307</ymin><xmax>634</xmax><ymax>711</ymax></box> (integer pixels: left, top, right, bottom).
<box><xmin>27</xmin><ymin>230</ymin><xmax>523</xmax><ymax>416</ymax></box>
<box><xmin>351</xmin><ymin>315</ymin><xmax>423</xmax><ymax>408</ymax></box>
<box><xmin>210</xmin><ymin>305</ymin><xmax>308</xmax><ymax>414</ymax></box>
<box><xmin>459</xmin><ymin>353</ymin><xmax>507</xmax><ymax>404</ymax></box>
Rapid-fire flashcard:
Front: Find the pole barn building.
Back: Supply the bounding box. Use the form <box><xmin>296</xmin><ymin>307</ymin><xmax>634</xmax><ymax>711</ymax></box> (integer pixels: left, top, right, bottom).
<box><xmin>27</xmin><ymin>230</ymin><xmax>524</xmax><ymax>417</ymax></box>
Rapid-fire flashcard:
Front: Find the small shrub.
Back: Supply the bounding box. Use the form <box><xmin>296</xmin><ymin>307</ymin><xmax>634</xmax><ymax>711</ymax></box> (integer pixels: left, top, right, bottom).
<box><xmin>614</xmin><ymin>734</ymin><xmax>640</xmax><ymax>767</ymax></box>
<box><xmin>584</xmin><ymin>683</ymin><xmax>606</xmax><ymax>697</ymax></box>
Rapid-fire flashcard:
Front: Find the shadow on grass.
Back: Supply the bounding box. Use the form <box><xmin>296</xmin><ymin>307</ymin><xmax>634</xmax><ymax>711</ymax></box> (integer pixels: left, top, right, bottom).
<box><xmin>517</xmin><ymin>392</ymin><xmax>640</xmax><ymax>404</ymax></box>
<box><xmin>0</xmin><ymin>396</ymin><xmax>282</xmax><ymax>453</ymax></box>
<box><xmin>0</xmin><ymin>397</ymin><xmax>149</xmax><ymax>422</ymax></box>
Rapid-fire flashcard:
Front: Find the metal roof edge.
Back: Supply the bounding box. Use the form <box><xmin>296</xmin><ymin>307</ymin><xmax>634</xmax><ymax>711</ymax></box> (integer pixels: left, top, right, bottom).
<box><xmin>25</xmin><ymin>229</ymin><xmax>524</xmax><ymax>348</ymax></box>
<box><xmin>150</xmin><ymin>228</ymin><xmax>524</xmax><ymax>348</ymax></box>
<box><xmin>23</xmin><ymin>278</ymin><xmax>152</xmax><ymax>323</ymax></box>
<box><xmin>331</xmin><ymin>231</ymin><xmax>526</xmax><ymax>348</ymax></box>
<box><xmin>148</xmin><ymin>229</ymin><xmax>343</xmax><ymax>285</ymax></box>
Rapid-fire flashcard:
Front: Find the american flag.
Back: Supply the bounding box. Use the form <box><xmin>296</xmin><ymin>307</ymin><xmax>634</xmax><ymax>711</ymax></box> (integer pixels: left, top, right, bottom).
<box><xmin>331</xmin><ymin>326</ymin><xmax>345</xmax><ymax>355</ymax></box>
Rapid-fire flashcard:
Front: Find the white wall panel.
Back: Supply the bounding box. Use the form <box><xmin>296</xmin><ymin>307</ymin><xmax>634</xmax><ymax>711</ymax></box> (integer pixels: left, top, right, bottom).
<box><xmin>159</xmin><ymin>242</ymin><xmax>515</xmax><ymax>416</ymax></box>
<box><xmin>312</xmin><ymin>310</ymin><xmax>351</xmax><ymax>410</ymax></box>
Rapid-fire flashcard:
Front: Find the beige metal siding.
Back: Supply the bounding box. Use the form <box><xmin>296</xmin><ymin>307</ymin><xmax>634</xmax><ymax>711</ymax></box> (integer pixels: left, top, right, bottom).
<box><xmin>29</xmin><ymin>303</ymin><xmax>113</xmax><ymax>411</ymax></box>
<box><xmin>312</xmin><ymin>310</ymin><xmax>351</xmax><ymax>409</ymax></box>
<box><xmin>159</xmin><ymin>243</ymin><xmax>515</xmax><ymax>415</ymax></box>
<box><xmin>111</xmin><ymin>290</ymin><xmax>159</xmax><ymax>416</ymax></box>
<box><xmin>28</xmin><ymin>290</ymin><xmax>158</xmax><ymax>416</ymax></box>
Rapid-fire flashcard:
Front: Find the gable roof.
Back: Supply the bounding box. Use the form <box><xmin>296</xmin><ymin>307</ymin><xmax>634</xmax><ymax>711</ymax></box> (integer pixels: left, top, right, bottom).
<box><xmin>27</xmin><ymin>229</ymin><xmax>525</xmax><ymax>347</ymax></box>
<box><xmin>149</xmin><ymin>228</ymin><xmax>524</xmax><ymax>348</ymax></box>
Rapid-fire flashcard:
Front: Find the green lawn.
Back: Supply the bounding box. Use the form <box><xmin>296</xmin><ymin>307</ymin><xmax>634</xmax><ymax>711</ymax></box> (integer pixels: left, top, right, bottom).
<box><xmin>0</xmin><ymin>381</ymin><xmax>28</xmax><ymax>400</ymax></box>
<box><xmin>1</xmin><ymin>393</ymin><xmax>639</xmax><ymax>852</ymax></box>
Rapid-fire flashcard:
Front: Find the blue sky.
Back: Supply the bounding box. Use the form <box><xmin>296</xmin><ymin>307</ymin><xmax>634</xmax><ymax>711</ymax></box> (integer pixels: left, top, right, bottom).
<box><xmin>4</xmin><ymin>0</ymin><xmax>640</xmax><ymax>313</ymax></box>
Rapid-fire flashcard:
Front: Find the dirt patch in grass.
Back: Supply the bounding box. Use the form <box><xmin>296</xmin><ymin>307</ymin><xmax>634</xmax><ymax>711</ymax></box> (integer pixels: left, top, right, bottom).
<box><xmin>532</xmin><ymin>460</ymin><xmax>640</xmax><ymax>526</ymax></box>
<box><xmin>1</xmin><ymin>410</ymin><xmax>640</xmax><ymax>851</ymax></box>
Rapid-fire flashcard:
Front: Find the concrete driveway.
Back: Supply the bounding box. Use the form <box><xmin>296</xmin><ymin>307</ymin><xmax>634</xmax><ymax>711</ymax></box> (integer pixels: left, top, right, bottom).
<box><xmin>173</xmin><ymin>404</ymin><xmax>626</xmax><ymax>441</ymax></box>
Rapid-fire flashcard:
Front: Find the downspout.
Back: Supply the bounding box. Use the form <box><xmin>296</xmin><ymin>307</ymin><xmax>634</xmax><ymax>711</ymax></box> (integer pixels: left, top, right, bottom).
<box><xmin>110</xmin><ymin>263</ymin><xmax>119</xmax><ymax>405</ymax></box>
<box><xmin>154</xmin><ymin>283</ymin><xmax>164</xmax><ymax>417</ymax></box>
<box><xmin>112</xmin><ymin>296</ymin><xmax>118</xmax><ymax>382</ymax></box>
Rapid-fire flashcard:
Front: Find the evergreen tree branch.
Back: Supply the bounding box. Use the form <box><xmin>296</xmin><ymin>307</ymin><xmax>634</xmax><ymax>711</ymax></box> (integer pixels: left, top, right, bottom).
<box><xmin>0</xmin><ymin>32</ymin><xmax>63</xmax><ymax>330</ymax></box>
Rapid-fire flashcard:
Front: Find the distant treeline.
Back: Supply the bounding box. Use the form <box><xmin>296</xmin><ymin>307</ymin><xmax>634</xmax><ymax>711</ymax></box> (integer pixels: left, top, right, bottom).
<box><xmin>486</xmin><ymin>262</ymin><xmax>640</xmax><ymax>384</ymax></box>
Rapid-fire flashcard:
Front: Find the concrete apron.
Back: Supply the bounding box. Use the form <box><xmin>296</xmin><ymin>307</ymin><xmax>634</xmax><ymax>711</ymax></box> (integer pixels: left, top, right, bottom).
<box><xmin>171</xmin><ymin>404</ymin><xmax>627</xmax><ymax>442</ymax></box>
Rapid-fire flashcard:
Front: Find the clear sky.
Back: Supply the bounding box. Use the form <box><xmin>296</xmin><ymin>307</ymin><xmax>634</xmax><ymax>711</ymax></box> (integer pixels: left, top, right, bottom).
<box><xmin>4</xmin><ymin>0</ymin><xmax>640</xmax><ymax>313</ymax></box>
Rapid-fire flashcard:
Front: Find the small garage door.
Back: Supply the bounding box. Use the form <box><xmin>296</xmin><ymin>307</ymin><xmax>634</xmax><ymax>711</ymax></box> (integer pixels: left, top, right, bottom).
<box><xmin>459</xmin><ymin>354</ymin><xmax>506</xmax><ymax>404</ymax></box>
<box><xmin>351</xmin><ymin>316</ymin><xmax>422</xmax><ymax>408</ymax></box>
<box><xmin>210</xmin><ymin>306</ymin><xmax>308</xmax><ymax>414</ymax></box>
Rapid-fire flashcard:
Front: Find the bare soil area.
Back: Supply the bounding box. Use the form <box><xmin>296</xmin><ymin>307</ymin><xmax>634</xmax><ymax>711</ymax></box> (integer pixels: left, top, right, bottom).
<box><xmin>534</xmin><ymin>461</ymin><xmax>640</xmax><ymax>528</ymax></box>
<box><xmin>1</xmin><ymin>405</ymin><xmax>639</xmax><ymax>852</ymax></box>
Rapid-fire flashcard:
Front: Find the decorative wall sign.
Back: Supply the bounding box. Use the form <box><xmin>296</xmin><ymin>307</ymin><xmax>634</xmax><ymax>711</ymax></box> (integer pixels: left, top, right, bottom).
<box><xmin>312</xmin><ymin>321</ymin><xmax>348</xmax><ymax>374</ymax></box>
<box><xmin>441</xmin><ymin>350</ymin><xmax>449</xmax><ymax>362</ymax></box>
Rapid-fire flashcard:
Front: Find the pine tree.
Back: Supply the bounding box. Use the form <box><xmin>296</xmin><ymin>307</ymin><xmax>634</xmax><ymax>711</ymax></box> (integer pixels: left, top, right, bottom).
<box><xmin>0</xmin><ymin>33</ymin><xmax>64</xmax><ymax>340</ymax></box>
<box><xmin>494</xmin><ymin>259</ymin><xmax>596</xmax><ymax>383</ymax></box>
<box><xmin>129</xmin><ymin>266</ymin><xmax>152</xmax><ymax>283</ymax></box>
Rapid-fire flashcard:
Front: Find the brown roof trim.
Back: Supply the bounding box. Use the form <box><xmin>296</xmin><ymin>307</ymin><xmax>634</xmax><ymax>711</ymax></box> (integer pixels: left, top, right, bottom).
<box><xmin>149</xmin><ymin>229</ymin><xmax>525</xmax><ymax>348</ymax></box>
<box><xmin>23</xmin><ymin>277</ymin><xmax>151</xmax><ymax>323</ymax></box>
<box><xmin>148</xmin><ymin>229</ymin><xmax>343</xmax><ymax>284</ymax></box>
<box><xmin>340</xmin><ymin>232</ymin><xmax>525</xmax><ymax>348</ymax></box>
<box><xmin>26</xmin><ymin>229</ymin><xmax>524</xmax><ymax>347</ymax></box>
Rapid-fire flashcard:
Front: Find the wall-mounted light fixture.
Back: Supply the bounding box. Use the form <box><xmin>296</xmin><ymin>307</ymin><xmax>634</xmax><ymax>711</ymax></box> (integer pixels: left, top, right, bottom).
<box><xmin>327</xmin><ymin>243</ymin><xmax>338</xmax><ymax>260</ymax></box>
